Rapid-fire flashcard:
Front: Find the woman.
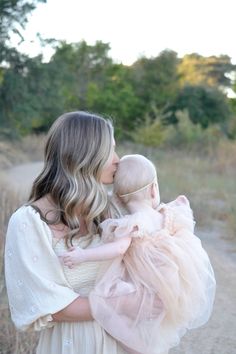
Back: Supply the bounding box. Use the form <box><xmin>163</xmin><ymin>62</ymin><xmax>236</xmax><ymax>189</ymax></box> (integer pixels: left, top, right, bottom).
<box><xmin>5</xmin><ymin>111</ymin><xmax>126</xmax><ymax>354</ymax></box>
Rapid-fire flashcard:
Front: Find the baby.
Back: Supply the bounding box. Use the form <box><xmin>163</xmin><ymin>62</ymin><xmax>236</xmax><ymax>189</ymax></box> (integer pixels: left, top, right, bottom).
<box><xmin>62</xmin><ymin>154</ymin><xmax>216</xmax><ymax>354</ymax></box>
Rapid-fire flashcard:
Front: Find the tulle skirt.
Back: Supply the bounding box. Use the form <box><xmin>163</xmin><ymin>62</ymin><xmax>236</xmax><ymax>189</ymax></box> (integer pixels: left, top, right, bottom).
<box><xmin>89</xmin><ymin>229</ymin><xmax>216</xmax><ymax>354</ymax></box>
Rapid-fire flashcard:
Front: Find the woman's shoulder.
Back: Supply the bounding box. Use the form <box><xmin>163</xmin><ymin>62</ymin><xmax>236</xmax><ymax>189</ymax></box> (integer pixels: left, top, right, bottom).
<box><xmin>9</xmin><ymin>204</ymin><xmax>40</xmax><ymax>221</ymax></box>
<box><xmin>7</xmin><ymin>204</ymin><xmax>48</xmax><ymax>235</ymax></box>
<box><xmin>6</xmin><ymin>204</ymin><xmax>54</xmax><ymax>251</ymax></box>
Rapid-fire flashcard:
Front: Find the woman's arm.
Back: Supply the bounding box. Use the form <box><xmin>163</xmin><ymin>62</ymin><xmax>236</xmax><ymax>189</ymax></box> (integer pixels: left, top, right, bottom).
<box><xmin>54</xmin><ymin>236</ymin><xmax>132</xmax><ymax>319</ymax></box>
<box><xmin>62</xmin><ymin>236</ymin><xmax>132</xmax><ymax>268</ymax></box>
<box><xmin>52</xmin><ymin>296</ymin><xmax>93</xmax><ymax>322</ymax></box>
<box><xmin>5</xmin><ymin>207</ymin><xmax>93</xmax><ymax>331</ymax></box>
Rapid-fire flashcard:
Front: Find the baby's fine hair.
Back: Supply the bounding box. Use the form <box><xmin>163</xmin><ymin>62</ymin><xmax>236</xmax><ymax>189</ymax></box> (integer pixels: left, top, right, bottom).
<box><xmin>113</xmin><ymin>154</ymin><xmax>157</xmax><ymax>203</ymax></box>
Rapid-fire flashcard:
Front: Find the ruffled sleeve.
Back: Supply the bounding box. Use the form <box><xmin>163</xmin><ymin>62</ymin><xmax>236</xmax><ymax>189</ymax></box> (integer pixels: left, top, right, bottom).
<box><xmin>163</xmin><ymin>195</ymin><xmax>195</xmax><ymax>234</ymax></box>
<box><xmin>99</xmin><ymin>214</ymin><xmax>143</xmax><ymax>243</ymax></box>
<box><xmin>4</xmin><ymin>206</ymin><xmax>79</xmax><ymax>331</ymax></box>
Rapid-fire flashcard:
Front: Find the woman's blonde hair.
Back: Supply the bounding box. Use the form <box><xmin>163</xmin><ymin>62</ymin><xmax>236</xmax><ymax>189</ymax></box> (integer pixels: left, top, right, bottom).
<box><xmin>29</xmin><ymin>111</ymin><xmax>114</xmax><ymax>242</ymax></box>
<box><xmin>113</xmin><ymin>154</ymin><xmax>158</xmax><ymax>204</ymax></box>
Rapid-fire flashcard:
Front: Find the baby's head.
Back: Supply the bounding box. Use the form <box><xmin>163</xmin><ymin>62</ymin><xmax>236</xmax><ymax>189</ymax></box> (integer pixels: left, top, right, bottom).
<box><xmin>113</xmin><ymin>154</ymin><xmax>160</xmax><ymax>207</ymax></box>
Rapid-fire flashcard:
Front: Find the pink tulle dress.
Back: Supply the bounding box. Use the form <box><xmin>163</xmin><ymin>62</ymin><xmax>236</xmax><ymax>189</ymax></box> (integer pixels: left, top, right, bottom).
<box><xmin>89</xmin><ymin>197</ymin><xmax>216</xmax><ymax>354</ymax></box>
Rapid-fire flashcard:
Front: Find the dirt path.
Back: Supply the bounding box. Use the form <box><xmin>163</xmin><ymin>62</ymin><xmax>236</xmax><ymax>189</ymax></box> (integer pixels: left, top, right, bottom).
<box><xmin>171</xmin><ymin>228</ymin><xmax>236</xmax><ymax>354</ymax></box>
<box><xmin>3</xmin><ymin>162</ymin><xmax>236</xmax><ymax>354</ymax></box>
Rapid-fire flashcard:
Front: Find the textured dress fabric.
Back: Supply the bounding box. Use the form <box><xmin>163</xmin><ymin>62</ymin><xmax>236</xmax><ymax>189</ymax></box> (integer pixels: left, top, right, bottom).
<box><xmin>5</xmin><ymin>206</ymin><xmax>128</xmax><ymax>354</ymax></box>
<box><xmin>89</xmin><ymin>199</ymin><xmax>216</xmax><ymax>354</ymax></box>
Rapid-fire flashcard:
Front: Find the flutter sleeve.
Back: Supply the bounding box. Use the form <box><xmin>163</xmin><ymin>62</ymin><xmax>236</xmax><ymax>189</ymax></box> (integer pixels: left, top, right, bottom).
<box><xmin>4</xmin><ymin>206</ymin><xmax>79</xmax><ymax>332</ymax></box>
<box><xmin>99</xmin><ymin>214</ymin><xmax>142</xmax><ymax>243</ymax></box>
<box><xmin>164</xmin><ymin>195</ymin><xmax>195</xmax><ymax>234</ymax></box>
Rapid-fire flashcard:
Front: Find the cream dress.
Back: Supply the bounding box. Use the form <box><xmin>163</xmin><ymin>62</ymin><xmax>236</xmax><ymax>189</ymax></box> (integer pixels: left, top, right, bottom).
<box><xmin>5</xmin><ymin>205</ymin><xmax>128</xmax><ymax>354</ymax></box>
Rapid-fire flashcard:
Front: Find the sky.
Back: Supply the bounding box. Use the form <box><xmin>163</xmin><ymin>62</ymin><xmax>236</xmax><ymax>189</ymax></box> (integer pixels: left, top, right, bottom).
<box><xmin>17</xmin><ymin>0</ymin><xmax>236</xmax><ymax>65</ymax></box>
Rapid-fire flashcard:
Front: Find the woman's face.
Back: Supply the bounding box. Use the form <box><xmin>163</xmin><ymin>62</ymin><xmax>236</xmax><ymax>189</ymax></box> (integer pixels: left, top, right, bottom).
<box><xmin>100</xmin><ymin>139</ymin><xmax>119</xmax><ymax>184</ymax></box>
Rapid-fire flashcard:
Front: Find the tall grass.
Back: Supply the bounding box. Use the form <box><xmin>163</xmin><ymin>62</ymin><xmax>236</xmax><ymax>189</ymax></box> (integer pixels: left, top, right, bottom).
<box><xmin>0</xmin><ymin>135</ymin><xmax>45</xmax><ymax>169</ymax></box>
<box><xmin>0</xmin><ymin>181</ymin><xmax>39</xmax><ymax>354</ymax></box>
<box><xmin>0</xmin><ymin>135</ymin><xmax>44</xmax><ymax>354</ymax></box>
<box><xmin>118</xmin><ymin>140</ymin><xmax>236</xmax><ymax>239</ymax></box>
<box><xmin>0</xmin><ymin>137</ymin><xmax>235</xmax><ymax>353</ymax></box>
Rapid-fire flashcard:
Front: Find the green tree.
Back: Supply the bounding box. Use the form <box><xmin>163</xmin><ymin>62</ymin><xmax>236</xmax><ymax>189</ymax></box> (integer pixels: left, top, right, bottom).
<box><xmin>178</xmin><ymin>54</ymin><xmax>235</xmax><ymax>90</ymax></box>
<box><xmin>165</xmin><ymin>85</ymin><xmax>231</xmax><ymax>129</ymax></box>
<box><xmin>0</xmin><ymin>53</ymin><xmax>64</xmax><ymax>136</ymax></box>
<box><xmin>50</xmin><ymin>40</ymin><xmax>113</xmax><ymax>110</ymax></box>
<box><xmin>129</xmin><ymin>50</ymin><xmax>180</xmax><ymax>116</ymax></box>
<box><xmin>86</xmin><ymin>64</ymin><xmax>141</xmax><ymax>136</ymax></box>
<box><xmin>0</xmin><ymin>0</ymin><xmax>49</xmax><ymax>136</ymax></box>
<box><xmin>0</xmin><ymin>0</ymin><xmax>46</xmax><ymax>63</ymax></box>
<box><xmin>49</xmin><ymin>40</ymin><xmax>141</xmax><ymax>135</ymax></box>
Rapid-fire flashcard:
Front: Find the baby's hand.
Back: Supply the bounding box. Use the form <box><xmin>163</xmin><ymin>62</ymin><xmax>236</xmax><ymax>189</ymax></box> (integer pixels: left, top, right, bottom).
<box><xmin>60</xmin><ymin>246</ymin><xmax>85</xmax><ymax>269</ymax></box>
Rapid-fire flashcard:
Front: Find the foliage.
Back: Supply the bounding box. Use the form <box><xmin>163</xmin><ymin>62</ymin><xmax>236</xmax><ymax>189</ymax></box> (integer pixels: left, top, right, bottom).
<box><xmin>164</xmin><ymin>111</ymin><xmax>225</xmax><ymax>149</ymax></box>
<box><xmin>165</xmin><ymin>85</ymin><xmax>232</xmax><ymax>128</ymax></box>
<box><xmin>0</xmin><ymin>0</ymin><xmax>52</xmax><ymax>136</ymax></box>
<box><xmin>50</xmin><ymin>40</ymin><xmax>113</xmax><ymax>109</ymax></box>
<box><xmin>131</xmin><ymin>109</ymin><xmax>227</xmax><ymax>150</ymax></box>
<box><xmin>48</xmin><ymin>42</ymin><xmax>141</xmax><ymax>134</ymax></box>
<box><xmin>131</xmin><ymin>106</ymin><xmax>169</xmax><ymax>147</ymax></box>
<box><xmin>0</xmin><ymin>53</ymin><xmax>63</xmax><ymax>136</ymax></box>
<box><xmin>225</xmin><ymin>112</ymin><xmax>236</xmax><ymax>139</ymax></box>
<box><xmin>86</xmin><ymin>64</ymin><xmax>141</xmax><ymax>135</ymax></box>
<box><xmin>178</xmin><ymin>53</ymin><xmax>236</xmax><ymax>89</ymax></box>
<box><xmin>1</xmin><ymin>40</ymin><xmax>235</xmax><ymax>138</ymax></box>
<box><xmin>0</xmin><ymin>0</ymin><xmax>46</xmax><ymax>63</ymax></box>
<box><xmin>0</xmin><ymin>0</ymin><xmax>236</xmax><ymax>140</ymax></box>
<box><xmin>129</xmin><ymin>50</ymin><xmax>180</xmax><ymax>115</ymax></box>
<box><xmin>1</xmin><ymin>0</ymin><xmax>236</xmax><ymax>141</ymax></box>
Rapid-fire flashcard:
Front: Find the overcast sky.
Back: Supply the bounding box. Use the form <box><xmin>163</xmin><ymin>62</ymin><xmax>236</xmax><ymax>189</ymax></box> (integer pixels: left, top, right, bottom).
<box><xmin>18</xmin><ymin>0</ymin><xmax>236</xmax><ymax>65</ymax></box>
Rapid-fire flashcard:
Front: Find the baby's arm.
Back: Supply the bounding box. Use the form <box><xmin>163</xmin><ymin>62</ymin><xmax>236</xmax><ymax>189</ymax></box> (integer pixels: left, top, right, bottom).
<box><xmin>62</xmin><ymin>236</ymin><xmax>131</xmax><ymax>268</ymax></box>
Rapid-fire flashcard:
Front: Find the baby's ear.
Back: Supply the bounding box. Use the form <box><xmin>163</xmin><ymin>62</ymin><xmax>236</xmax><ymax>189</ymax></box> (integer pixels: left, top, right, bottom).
<box><xmin>150</xmin><ymin>183</ymin><xmax>156</xmax><ymax>199</ymax></box>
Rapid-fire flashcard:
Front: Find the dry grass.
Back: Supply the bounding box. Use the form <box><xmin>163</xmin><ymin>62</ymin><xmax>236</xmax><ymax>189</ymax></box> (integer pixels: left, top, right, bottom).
<box><xmin>0</xmin><ymin>138</ymin><xmax>235</xmax><ymax>353</ymax></box>
<box><xmin>0</xmin><ymin>181</ymin><xmax>39</xmax><ymax>354</ymax></box>
<box><xmin>0</xmin><ymin>134</ymin><xmax>44</xmax><ymax>353</ymax></box>
<box><xmin>0</xmin><ymin>135</ymin><xmax>45</xmax><ymax>170</ymax></box>
<box><xmin>118</xmin><ymin>140</ymin><xmax>236</xmax><ymax>239</ymax></box>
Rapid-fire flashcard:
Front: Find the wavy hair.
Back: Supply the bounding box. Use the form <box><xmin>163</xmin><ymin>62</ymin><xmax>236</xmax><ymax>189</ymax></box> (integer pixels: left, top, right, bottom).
<box><xmin>29</xmin><ymin>111</ymin><xmax>114</xmax><ymax>243</ymax></box>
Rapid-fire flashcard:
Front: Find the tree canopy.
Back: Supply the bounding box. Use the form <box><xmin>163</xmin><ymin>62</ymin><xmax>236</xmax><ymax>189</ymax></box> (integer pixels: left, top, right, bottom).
<box><xmin>0</xmin><ymin>0</ymin><xmax>46</xmax><ymax>63</ymax></box>
<box><xmin>164</xmin><ymin>85</ymin><xmax>232</xmax><ymax>128</ymax></box>
<box><xmin>0</xmin><ymin>0</ymin><xmax>236</xmax><ymax>140</ymax></box>
<box><xmin>178</xmin><ymin>53</ymin><xmax>235</xmax><ymax>89</ymax></box>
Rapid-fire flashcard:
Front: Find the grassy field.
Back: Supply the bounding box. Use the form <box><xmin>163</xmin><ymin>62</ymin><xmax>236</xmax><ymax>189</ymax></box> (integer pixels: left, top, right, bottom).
<box><xmin>0</xmin><ymin>137</ymin><xmax>235</xmax><ymax>353</ymax></box>
<box><xmin>119</xmin><ymin>140</ymin><xmax>236</xmax><ymax>239</ymax></box>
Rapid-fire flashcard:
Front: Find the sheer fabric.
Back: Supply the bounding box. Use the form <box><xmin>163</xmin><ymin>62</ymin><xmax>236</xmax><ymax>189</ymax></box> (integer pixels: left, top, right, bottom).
<box><xmin>89</xmin><ymin>198</ymin><xmax>216</xmax><ymax>354</ymax></box>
